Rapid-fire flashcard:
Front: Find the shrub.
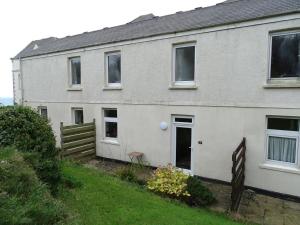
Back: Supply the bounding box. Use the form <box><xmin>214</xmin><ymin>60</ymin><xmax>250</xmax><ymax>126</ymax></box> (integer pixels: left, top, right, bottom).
<box><xmin>116</xmin><ymin>166</ymin><xmax>138</xmax><ymax>183</ymax></box>
<box><xmin>0</xmin><ymin>148</ymin><xmax>68</xmax><ymax>225</ymax></box>
<box><xmin>186</xmin><ymin>176</ymin><xmax>215</xmax><ymax>206</ymax></box>
<box><xmin>147</xmin><ymin>164</ymin><xmax>190</xmax><ymax>198</ymax></box>
<box><xmin>0</xmin><ymin>106</ymin><xmax>61</xmax><ymax>194</ymax></box>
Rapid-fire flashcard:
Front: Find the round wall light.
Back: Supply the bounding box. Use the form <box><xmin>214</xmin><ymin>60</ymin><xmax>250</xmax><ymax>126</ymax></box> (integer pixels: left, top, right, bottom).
<box><xmin>160</xmin><ymin>121</ymin><xmax>168</xmax><ymax>130</ymax></box>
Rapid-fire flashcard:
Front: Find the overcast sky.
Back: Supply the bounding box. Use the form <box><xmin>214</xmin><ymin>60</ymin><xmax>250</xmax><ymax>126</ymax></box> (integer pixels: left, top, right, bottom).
<box><xmin>0</xmin><ymin>0</ymin><xmax>223</xmax><ymax>98</ymax></box>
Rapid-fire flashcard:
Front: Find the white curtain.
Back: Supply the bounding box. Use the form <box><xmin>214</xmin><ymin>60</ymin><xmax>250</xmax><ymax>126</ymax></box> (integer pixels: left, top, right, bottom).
<box><xmin>268</xmin><ymin>136</ymin><xmax>296</xmax><ymax>163</ymax></box>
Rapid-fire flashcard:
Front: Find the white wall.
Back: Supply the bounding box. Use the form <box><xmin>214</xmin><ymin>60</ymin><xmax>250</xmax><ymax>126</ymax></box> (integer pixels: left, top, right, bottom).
<box><xmin>17</xmin><ymin>14</ymin><xmax>300</xmax><ymax>197</ymax></box>
<box><xmin>12</xmin><ymin>59</ymin><xmax>22</xmax><ymax>105</ymax></box>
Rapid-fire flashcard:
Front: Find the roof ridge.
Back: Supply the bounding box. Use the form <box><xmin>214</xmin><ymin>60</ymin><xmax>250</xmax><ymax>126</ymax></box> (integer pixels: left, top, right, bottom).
<box><xmin>13</xmin><ymin>0</ymin><xmax>299</xmax><ymax>59</ymax></box>
<box><xmin>30</xmin><ymin>2</ymin><xmax>224</xmax><ymax>42</ymax></box>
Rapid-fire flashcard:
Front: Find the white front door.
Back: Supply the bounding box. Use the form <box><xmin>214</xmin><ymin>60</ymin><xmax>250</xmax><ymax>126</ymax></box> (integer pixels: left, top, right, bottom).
<box><xmin>172</xmin><ymin>116</ymin><xmax>194</xmax><ymax>174</ymax></box>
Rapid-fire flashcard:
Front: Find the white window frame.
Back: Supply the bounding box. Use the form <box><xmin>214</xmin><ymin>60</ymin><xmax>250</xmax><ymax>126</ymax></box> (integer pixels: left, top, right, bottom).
<box><xmin>105</xmin><ymin>52</ymin><xmax>121</xmax><ymax>87</ymax></box>
<box><xmin>72</xmin><ymin>107</ymin><xmax>84</xmax><ymax>125</ymax></box>
<box><xmin>172</xmin><ymin>115</ymin><xmax>194</xmax><ymax>125</ymax></box>
<box><xmin>172</xmin><ymin>43</ymin><xmax>196</xmax><ymax>86</ymax></box>
<box><xmin>103</xmin><ymin>108</ymin><xmax>118</xmax><ymax>141</ymax></box>
<box><xmin>69</xmin><ymin>56</ymin><xmax>81</xmax><ymax>87</ymax></box>
<box><xmin>265</xmin><ymin>117</ymin><xmax>300</xmax><ymax>168</ymax></box>
<box><xmin>38</xmin><ymin>106</ymin><xmax>48</xmax><ymax>119</ymax></box>
<box><xmin>268</xmin><ymin>30</ymin><xmax>300</xmax><ymax>81</ymax></box>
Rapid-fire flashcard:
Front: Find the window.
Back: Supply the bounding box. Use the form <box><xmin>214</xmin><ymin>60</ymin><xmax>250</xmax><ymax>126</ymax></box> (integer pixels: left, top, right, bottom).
<box><xmin>69</xmin><ymin>57</ymin><xmax>81</xmax><ymax>86</ymax></box>
<box><xmin>103</xmin><ymin>109</ymin><xmax>118</xmax><ymax>139</ymax></box>
<box><xmin>173</xmin><ymin>44</ymin><xmax>195</xmax><ymax>85</ymax></box>
<box><xmin>38</xmin><ymin>106</ymin><xmax>47</xmax><ymax>119</ymax></box>
<box><xmin>266</xmin><ymin>117</ymin><xmax>299</xmax><ymax>165</ymax></box>
<box><xmin>72</xmin><ymin>108</ymin><xmax>84</xmax><ymax>124</ymax></box>
<box><xmin>270</xmin><ymin>31</ymin><xmax>300</xmax><ymax>78</ymax></box>
<box><xmin>106</xmin><ymin>52</ymin><xmax>121</xmax><ymax>86</ymax></box>
<box><xmin>174</xmin><ymin>117</ymin><xmax>193</xmax><ymax>123</ymax></box>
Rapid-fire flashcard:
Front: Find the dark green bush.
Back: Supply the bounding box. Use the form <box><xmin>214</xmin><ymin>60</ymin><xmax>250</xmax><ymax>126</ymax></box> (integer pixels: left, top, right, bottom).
<box><xmin>186</xmin><ymin>176</ymin><xmax>216</xmax><ymax>206</ymax></box>
<box><xmin>0</xmin><ymin>106</ymin><xmax>61</xmax><ymax>194</ymax></box>
<box><xmin>116</xmin><ymin>166</ymin><xmax>138</xmax><ymax>183</ymax></box>
<box><xmin>0</xmin><ymin>148</ymin><xmax>68</xmax><ymax>225</ymax></box>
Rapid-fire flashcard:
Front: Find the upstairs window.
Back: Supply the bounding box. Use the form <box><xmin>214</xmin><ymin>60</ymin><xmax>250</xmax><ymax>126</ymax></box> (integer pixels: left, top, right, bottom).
<box><xmin>69</xmin><ymin>57</ymin><xmax>81</xmax><ymax>85</ymax></box>
<box><xmin>38</xmin><ymin>106</ymin><xmax>48</xmax><ymax>119</ymax></box>
<box><xmin>106</xmin><ymin>52</ymin><xmax>121</xmax><ymax>86</ymax></box>
<box><xmin>266</xmin><ymin>117</ymin><xmax>299</xmax><ymax>165</ymax></box>
<box><xmin>270</xmin><ymin>32</ymin><xmax>300</xmax><ymax>78</ymax></box>
<box><xmin>103</xmin><ymin>109</ymin><xmax>118</xmax><ymax>139</ymax></box>
<box><xmin>72</xmin><ymin>108</ymin><xmax>84</xmax><ymax>124</ymax></box>
<box><xmin>173</xmin><ymin>43</ymin><xmax>195</xmax><ymax>85</ymax></box>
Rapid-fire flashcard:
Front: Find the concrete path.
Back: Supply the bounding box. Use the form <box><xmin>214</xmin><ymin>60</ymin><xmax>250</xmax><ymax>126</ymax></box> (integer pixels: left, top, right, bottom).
<box><xmin>239</xmin><ymin>190</ymin><xmax>300</xmax><ymax>225</ymax></box>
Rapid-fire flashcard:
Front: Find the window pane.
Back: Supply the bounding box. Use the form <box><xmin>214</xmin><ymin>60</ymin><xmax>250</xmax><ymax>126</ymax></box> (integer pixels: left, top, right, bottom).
<box><xmin>108</xmin><ymin>54</ymin><xmax>121</xmax><ymax>83</ymax></box>
<box><xmin>175</xmin><ymin>117</ymin><xmax>192</xmax><ymax>123</ymax></box>
<box><xmin>104</xmin><ymin>109</ymin><xmax>117</xmax><ymax>118</ymax></box>
<box><xmin>268</xmin><ymin>136</ymin><xmax>296</xmax><ymax>163</ymax></box>
<box><xmin>175</xmin><ymin>46</ymin><xmax>195</xmax><ymax>82</ymax></box>
<box><xmin>74</xmin><ymin>110</ymin><xmax>83</xmax><ymax>124</ymax></box>
<box><xmin>71</xmin><ymin>57</ymin><xmax>81</xmax><ymax>85</ymax></box>
<box><xmin>105</xmin><ymin>122</ymin><xmax>118</xmax><ymax>138</ymax></box>
<box><xmin>268</xmin><ymin>118</ymin><xmax>298</xmax><ymax>131</ymax></box>
<box><xmin>271</xmin><ymin>33</ymin><xmax>300</xmax><ymax>78</ymax></box>
<box><xmin>40</xmin><ymin>108</ymin><xmax>47</xmax><ymax>119</ymax></box>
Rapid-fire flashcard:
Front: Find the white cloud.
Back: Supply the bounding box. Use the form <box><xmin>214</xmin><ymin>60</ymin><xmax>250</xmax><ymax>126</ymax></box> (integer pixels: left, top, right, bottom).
<box><xmin>0</xmin><ymin>0</ymin><xmax>223</xmax><ymax>97</ymax></box>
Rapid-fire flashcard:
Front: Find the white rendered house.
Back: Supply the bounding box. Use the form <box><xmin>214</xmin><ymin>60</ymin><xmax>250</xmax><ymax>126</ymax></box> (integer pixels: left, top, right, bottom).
<box><xmin>12</xmin><ymin>0</ymin><xmax>300</xmax><ymax>199</ymax></box>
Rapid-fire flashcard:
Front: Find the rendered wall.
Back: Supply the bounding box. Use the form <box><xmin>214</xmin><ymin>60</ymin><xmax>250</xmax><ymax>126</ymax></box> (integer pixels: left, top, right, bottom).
<box><xmin>17</xmin><ymin>14</ymin><xmax>300</xmax><ymax>197</ymax></box>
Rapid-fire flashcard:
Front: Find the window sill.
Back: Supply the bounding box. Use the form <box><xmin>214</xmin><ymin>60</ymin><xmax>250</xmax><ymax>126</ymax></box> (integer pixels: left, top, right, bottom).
<box><xmin>264</xmin><ymin>79</ymin><xmax>300</xmax><ymax>89</ymax></box>
<box><xmin>169</xmin><ymin>85</ymin><xmax>198</xmax><ymax>90</ymax></box>
<box><xmin>103</xmin><ymin>86</ymin><xmax>123</xmax><ymax>91</ymax></box>
<box><xmin>260</xmin><ymin>163</ymin><xmax>300</xmax><ymax>175</ymax></box>
<box><xmin>100</xmin><ymin>139</ymin><xmax>120</xmax><ymax>145</ymax></box>
<box><xmin>67</xmin><ymin>87</ymin><xmax>83</xmax><ymax>91</ymax></box>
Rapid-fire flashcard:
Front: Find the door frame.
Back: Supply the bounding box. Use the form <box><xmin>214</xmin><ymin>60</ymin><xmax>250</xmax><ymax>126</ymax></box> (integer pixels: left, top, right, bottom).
<box><xmin>171</xmin><ymin>115</ymin><xmax>194</xmax><ymax>175</ymax></box>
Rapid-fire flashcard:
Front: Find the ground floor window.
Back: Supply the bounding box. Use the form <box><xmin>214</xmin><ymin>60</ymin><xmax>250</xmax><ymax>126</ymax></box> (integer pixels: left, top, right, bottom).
<box><xmin>103</xmin><ymin>109</ymin><xmax>118</xmax><ymax>139</ymax></box>
<box><xmin>266</xmin><ymin>117</ymin><xmax>299</xmax><ymax>165</ymax></box>
<box><xmin>72</xmin><ymin>108</ymin><xmax>84</xmax><ymax>124</ymax></box>
<box><xmin>38</xmin><ymin>106</ymin><xmax>47</xmax><ymax>119</ymax></box>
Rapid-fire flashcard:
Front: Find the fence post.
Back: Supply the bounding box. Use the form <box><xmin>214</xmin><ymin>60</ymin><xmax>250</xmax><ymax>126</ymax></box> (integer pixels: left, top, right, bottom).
<box><xmin>231</xmin><ymin>137</ymin><xmax>246</xmax><ymax>212</ymax></box>
<box><xmin>60</xmin><ymin>122</ymin><xmax>64</xmax><ymax>160</ymax></box>
<box><xmin>93</xmin><ymin>119</ymin><xmax>96</xmax><ymax>156</ymax></box>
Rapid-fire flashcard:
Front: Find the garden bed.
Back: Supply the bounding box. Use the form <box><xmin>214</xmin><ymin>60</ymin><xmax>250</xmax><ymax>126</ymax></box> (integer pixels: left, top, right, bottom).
<box><xmin>60</xmin><ymin>161</ymin><xmax>245</xmax><ymax>225</ymax></box>
<box><xmin>87</xmin><ymin>158</ymin><xmax>232</xmax><ymax>212</ymax></box>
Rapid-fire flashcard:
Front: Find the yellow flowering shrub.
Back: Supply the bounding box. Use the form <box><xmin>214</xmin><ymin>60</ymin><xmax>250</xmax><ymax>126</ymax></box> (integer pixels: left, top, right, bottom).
<box><xmin>147</xmin><ymin>164</ymin><xmax>190</xmax><ymax>197</ymax></box>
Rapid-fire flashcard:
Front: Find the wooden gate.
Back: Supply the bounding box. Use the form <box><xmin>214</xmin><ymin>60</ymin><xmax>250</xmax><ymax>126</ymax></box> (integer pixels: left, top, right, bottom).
<box><xmin>60</xmin><ymin>119</ymin><xmax>96</xmax><ymax>161</ymax></box>
<box><xmin>231</xmin><ymin>137</ymin><xmax>246</xmax><ymax>212</ymax></box>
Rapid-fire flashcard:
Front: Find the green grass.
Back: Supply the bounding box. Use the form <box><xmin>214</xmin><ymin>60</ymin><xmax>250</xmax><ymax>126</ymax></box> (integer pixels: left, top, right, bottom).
<box><xmin>61</xmin><ymin>162</ymin><xmax>245</xmax><ymax>225</ymax></box>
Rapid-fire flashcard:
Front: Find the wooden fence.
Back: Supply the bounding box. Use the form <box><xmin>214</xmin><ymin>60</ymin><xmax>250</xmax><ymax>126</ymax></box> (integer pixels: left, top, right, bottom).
<box><xmin>231</xmin><ymin>137</ymin><xmax>246</xmax><ymax>212</ymax></box>
<box><xmin>60</xmin><ymin>119</ymin><xmax>96</xmax><ymax>161</ymax></box>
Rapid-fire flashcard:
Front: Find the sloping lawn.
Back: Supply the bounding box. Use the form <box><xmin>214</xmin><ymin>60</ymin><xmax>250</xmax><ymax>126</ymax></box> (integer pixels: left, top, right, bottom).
<box><xmin>61</xmin><ymin>162</ymin><xmax>245</xmax><ymax>225</ymax></box>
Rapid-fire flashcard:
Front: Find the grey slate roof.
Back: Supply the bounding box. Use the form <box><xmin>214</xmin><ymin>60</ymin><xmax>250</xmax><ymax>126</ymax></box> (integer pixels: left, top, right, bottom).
<box><xmin>14</xmin><ymin>0</ymin><xmax>300</xmax><ymax>59</ymax></box>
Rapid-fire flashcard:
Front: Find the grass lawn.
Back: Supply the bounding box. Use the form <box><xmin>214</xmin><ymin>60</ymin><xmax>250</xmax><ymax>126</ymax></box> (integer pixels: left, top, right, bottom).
<box><xmin>61</xmin><ymin>162</ymin><xmax>245</xmax><ymax>225</ymax></box>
